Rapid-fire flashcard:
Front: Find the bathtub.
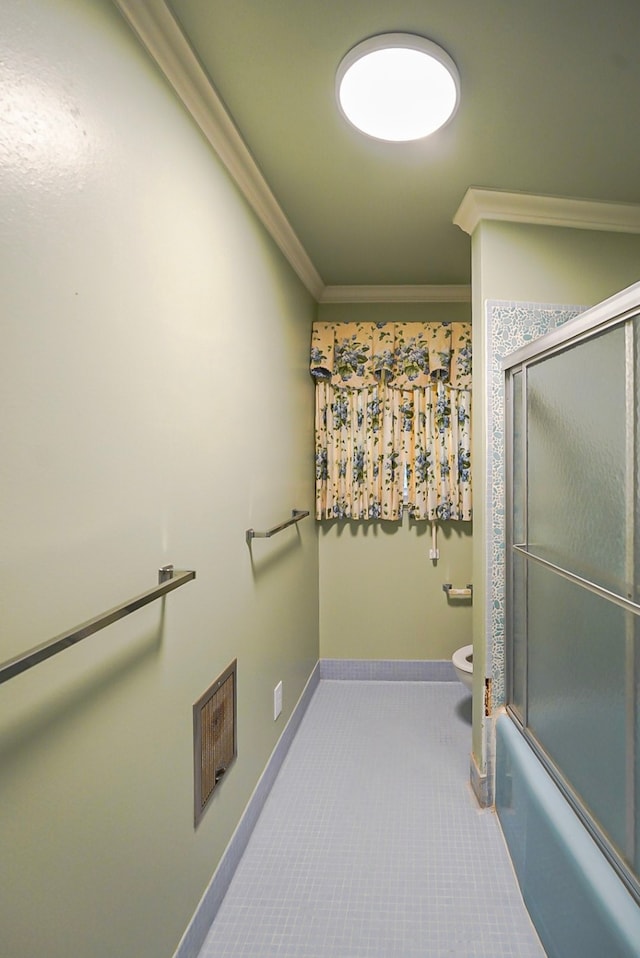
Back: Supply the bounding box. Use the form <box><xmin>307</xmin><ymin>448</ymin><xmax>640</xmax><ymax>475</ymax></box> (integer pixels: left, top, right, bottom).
<box><xmin>495</xmin><ymin>713</ymin><xmax>640</xmax><ymax>958</ymax></box>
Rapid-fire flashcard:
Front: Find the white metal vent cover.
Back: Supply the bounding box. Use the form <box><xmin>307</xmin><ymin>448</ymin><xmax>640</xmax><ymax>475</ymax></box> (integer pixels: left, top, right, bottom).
<box><xmin>193</xmin><ymin>659</ymin><xmax>237</xmax><ymax>827</ymax></box>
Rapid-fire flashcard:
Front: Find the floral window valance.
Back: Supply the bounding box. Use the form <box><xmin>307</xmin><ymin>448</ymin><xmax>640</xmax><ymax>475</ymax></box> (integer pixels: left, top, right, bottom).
<box><xmin>310</xmin><ymin>322</ymin><xmax>472</xmax><ymax>523</ymax></box>
<box><xmin>310</xmin><ymin>321</ymin><xmax>472</xmax><ymax>390</ymax></box>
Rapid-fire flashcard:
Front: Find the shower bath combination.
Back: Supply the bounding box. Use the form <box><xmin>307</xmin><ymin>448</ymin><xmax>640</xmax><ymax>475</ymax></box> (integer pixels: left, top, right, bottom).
<box><xmin>499</xmin><ymin>280</ymin><xmax>640</xmax><ymax>956</ymax></box>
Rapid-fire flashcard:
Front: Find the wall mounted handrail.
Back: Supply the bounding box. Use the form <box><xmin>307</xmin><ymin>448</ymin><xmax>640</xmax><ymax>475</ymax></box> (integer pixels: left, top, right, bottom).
<box><xmin>0</xmin><ymin>565</ymin><xmax>196</xmax><ymax>685</ymax></box>
<box><xmin>246</xmin><ymin>509</ymin><xmax>309</xmax><ymax>545</ymax></box>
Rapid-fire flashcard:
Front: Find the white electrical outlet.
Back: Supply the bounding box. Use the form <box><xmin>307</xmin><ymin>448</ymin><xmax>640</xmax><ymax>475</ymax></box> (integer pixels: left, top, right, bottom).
<box><xmin>273</xmin><ymin>681</ymin><xmax>283</xmax><ymax>721</ymax></box>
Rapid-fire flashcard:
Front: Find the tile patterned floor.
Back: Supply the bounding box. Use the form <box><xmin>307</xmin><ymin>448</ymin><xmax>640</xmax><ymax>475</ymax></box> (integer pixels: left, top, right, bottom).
<box><xmin>198</xmin><ymin>680</ymin><xmax>546</xmax><ymax>957</ymax></box>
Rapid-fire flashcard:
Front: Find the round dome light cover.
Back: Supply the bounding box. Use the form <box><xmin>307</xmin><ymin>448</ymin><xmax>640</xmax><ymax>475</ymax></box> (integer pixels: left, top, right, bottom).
<box><xmin>336</xmin><ymin>34</ymin><xmax>460</xmax><ymax>142</ymax></box>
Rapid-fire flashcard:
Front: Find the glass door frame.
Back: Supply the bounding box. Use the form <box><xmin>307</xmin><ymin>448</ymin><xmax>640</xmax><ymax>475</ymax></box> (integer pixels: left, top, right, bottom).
<box><xmin>503</xmin><ymin>282</ymin><xmax>640</xmax><ymax>903</ymax></box>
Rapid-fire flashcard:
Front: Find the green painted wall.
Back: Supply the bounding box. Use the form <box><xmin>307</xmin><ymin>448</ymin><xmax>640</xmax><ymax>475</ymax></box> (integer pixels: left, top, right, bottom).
<box><xmin>318</xmin><ymin>301</ymin><xmax>471</xmax><ymax>324</ymax></box>
<box><xmin>319</xmin><ymin>514</ymin><xmax>472</xmax><ymax>660</ymax></box>
<box><xmin>0</xmin><ymin>3</ymin><xmax>318</xmax><ymax>957</ymax></box>
<box><xmin>475</xmin><ymin>220</ymin><xmax>640</xmax><ymax>305</ymax></box>
<box><xmin>471</xmin><ymin>220</ymin><xmax>640</xmax><ymax>769</ymax></box>
<box><xmin>316</xmin><ymin>301</ymin><xmax>474</xmax><ymax>660</ymax></box>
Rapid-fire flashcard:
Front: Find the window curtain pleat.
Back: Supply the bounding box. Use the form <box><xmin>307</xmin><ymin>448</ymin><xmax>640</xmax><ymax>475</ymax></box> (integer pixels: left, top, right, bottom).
<box><xmin>312</xmin><ymin>323</ymin><xmax>472</xmax><ymax>522</ymax></box>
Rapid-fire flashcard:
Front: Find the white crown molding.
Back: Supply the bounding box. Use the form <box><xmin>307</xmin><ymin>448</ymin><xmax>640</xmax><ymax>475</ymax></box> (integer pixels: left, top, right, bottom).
<box><xmin>112</xmin><ymin>0</ymin><xmax>325</xmax><ymax>300</ymax></box>
<box><xmin>320</xmin><ymin>284</ymin><xmax>471</xmax><ymax>304</ymax></box>
<box><xmin>454</xmin><ymin>187</ymin><xmax>640</xmax><ymax>236</ymax></box>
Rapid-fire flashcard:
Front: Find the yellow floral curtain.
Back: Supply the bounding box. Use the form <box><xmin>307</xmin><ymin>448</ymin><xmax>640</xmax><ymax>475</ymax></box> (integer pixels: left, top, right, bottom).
<box><xmin>310</xmin><ymin>322</ymin><xmax>472</xmax><ymax>521</ymax></box>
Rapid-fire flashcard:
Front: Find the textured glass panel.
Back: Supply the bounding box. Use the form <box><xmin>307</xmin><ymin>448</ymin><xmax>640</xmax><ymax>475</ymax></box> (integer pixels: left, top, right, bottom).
<box><xmin>527</xmin><ymin>561</ymin><xmax>630</xmax><ymax>862</ymax></box>
<box><xmin>635</xmin><ymin>318</ymin><xmax>640</xmax><ymax>878</ymax></box>
<box><xmin>511</xmin><ymin>370</ymin><xmax>525</xmax><ymax>545</ymax></box>
<box><xmin>527</xmin><ymin>324</ymin><xmax>628</xmax><ymax>596</ymax></box>
<box><xmin>509</xmin><ymin>549</ymin><xmax>527</xmax><ymax>718</ymax></box>
<box><xmin>635</xmin><ymin>318</ymin><xmax>640</xmax><ymax>604</ymax></box>
<box><xmin>633</xmin><ymin>615</ymin><xmax>640</xmax><ymax>877</ymax></box>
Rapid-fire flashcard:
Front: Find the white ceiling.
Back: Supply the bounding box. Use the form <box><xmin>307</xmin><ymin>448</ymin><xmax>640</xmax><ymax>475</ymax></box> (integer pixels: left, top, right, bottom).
<box><xmin>117</xmin><ymin>0</ymin><xmax>640</xmax><ymax>300</ymax></box>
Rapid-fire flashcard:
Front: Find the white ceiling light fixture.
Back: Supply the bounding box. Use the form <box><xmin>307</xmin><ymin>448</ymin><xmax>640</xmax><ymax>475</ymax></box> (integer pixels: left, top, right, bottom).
<box><xmin>336</xmin><ymin>33</ymin><xmax>460</xmax><ymax>142</ymax></box>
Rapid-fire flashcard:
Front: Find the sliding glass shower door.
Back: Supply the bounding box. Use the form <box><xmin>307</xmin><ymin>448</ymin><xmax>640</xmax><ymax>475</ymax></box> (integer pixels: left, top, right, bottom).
<box><xmin>505</xmin><ymin>290</ymin><xmax>640</xmax><ymax>901</ymax></box>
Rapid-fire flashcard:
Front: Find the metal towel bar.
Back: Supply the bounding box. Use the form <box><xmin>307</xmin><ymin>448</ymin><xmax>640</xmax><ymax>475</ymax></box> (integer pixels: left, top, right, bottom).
<box><xmin>246</xmin><ymin>509</ymin><xmax>309</xmax><ymax>545</ymax></box>
<box><xmin>0</xmin><ymin>565</ymin><xmax>196</xmax><ymax>685</ymax></box>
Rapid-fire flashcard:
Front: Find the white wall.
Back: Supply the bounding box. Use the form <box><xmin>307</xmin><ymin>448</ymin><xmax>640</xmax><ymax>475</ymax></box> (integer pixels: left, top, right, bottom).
<box><xmin>0</xmin><ymin>2</ymin><xmax>318</xmax><ymax>956</ymax></box>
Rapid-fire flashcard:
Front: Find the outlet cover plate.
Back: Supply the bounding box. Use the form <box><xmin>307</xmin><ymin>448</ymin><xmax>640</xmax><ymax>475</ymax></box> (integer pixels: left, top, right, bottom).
<box><xmin>274</xmin><ymin>681</ymin><xmax>283</xmax><ymax>720</ymax></box>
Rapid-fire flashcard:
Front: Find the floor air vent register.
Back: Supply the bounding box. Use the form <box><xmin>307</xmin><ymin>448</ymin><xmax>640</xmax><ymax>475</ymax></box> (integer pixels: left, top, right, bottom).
<box><xmin>193</xmin><ymin>659</ymin><xmax>237</xmax><ymax>826</ymax></box>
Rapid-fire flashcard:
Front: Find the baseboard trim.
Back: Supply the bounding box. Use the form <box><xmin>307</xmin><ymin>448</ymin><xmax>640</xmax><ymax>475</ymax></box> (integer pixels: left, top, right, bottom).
<box><xmin>172</xmin><ymin>661</ymin><xmax>321</xmax><ymax>958</ymax></box>
<box><xmin>470</xmin><ymin>750</ymin><xmax>490</xmax><ymax>807</ymax></box>
<box><xmin>469</xmin><ymin>717</ymin><xmax>495</xmax><ymax>808</ymax></box>
<box><xmin>319</xmin><ymin>658</ymin><xmax>457</xmax><ymax>682</ymax></box>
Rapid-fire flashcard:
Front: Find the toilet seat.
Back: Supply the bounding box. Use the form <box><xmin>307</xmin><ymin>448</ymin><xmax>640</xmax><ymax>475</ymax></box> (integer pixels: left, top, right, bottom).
<box><xmin>452</xmin><ymin>644</ymin><xmax>473</xmax><ymax>691</ymax></box>
<box><xmin>452</xmin><ymin>644</ymin><xmax>473</xmax><ymax>673</ymax></box>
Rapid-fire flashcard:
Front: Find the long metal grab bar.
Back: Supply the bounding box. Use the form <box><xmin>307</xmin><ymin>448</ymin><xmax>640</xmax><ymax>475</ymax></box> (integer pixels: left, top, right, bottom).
<box><xmin>0</xmin><ymin>565</ymin><xmax>196</xmax><ymax>685</ymax></box>
<box><xmin>246</xmin><ymin>509</ymin><xmax>309</xmax><ymax>544</ymax></box>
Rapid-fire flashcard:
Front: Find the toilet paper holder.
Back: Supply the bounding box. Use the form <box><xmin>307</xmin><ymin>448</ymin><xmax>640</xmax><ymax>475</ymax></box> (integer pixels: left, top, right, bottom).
<box><xmin>442</xmin><ymin>583</ymin><xmax>473</xmax><ymax>599</ymax></box>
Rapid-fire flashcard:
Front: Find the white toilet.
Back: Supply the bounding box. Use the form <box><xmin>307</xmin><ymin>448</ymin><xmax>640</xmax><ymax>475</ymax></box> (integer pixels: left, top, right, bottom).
<box><xmin>452</xmin><ymin>644</ymin><xmax>473</xmax><ymax>691</ymax></box>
